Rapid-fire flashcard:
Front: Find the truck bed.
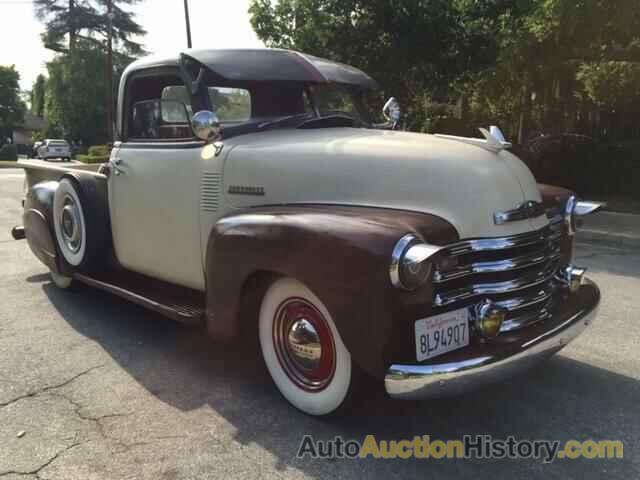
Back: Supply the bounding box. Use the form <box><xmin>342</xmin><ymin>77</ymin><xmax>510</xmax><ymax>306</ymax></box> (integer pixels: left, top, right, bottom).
<box><xmin>0</xmin><ymin>159</ymin><xmax>105</xmax><ymax>187</ymax></box>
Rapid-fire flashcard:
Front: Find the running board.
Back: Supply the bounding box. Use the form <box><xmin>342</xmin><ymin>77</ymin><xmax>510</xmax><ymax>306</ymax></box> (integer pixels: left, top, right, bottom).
<box><xmin>74</xmin><ymin>270</ymin><xmax>205</xmax><ymax>326</ymax></box>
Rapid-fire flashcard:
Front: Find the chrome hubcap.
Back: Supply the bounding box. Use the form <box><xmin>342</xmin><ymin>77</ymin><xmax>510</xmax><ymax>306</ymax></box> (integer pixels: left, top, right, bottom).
<box><xmin>273</xmin><ymin>298</ymin><xmax>336</xmax><ymax>392</ymax></box>
<box><xmin>287</xmin><ymin>318</ymin><xmax>322</xmax><ymax>371</ymax></box>
<box><xmin>59</xmin><ymin>196</ymin><xmax>82</xmax><ymax>253</ymax></box>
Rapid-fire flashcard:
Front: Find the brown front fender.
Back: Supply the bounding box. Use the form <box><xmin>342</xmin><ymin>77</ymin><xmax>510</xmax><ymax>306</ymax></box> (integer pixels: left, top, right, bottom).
<box><xmin>204</xmin><ymin>205</ymin><xmax>458</xmax><ymax>378</ymax></box>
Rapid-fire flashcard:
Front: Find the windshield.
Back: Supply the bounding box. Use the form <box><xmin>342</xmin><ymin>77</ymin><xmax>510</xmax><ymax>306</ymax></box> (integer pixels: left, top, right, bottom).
<box><xmin>308</xmin><ymin>84</ymin><xmax>368</xmax><ymax>125</ymax></box>
<box><xmin>208</xmin><ymin>87</ymin><xmax>252</xmax><ymax>123</ymax></box>
<box><xmin>192</xmin><ymin>79</ymin><xmax>378</xmax><ymax>138</ymax></box>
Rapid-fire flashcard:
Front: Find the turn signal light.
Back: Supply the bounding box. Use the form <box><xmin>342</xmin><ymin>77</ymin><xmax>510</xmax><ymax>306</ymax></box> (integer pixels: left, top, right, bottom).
<box><xmin>475</xmin><ymin>300</ymin><xmax>507</xmax><ymax>338</ymax></box>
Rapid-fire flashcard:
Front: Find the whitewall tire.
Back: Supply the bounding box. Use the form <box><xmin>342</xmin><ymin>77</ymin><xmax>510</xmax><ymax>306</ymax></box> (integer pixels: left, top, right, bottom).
<box><xmin>259</xmin><ymin>277</ymin><xmax>354</xmax><ymax>416</ymax></box>
<box><xmin>53</xmin><ymin>178</ymin><xmax>87</xmax><ymax>267</ymax></box>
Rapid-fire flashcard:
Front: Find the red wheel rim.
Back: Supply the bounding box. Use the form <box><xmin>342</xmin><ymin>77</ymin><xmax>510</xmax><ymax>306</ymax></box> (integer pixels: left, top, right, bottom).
<box><xmin>272</xmin><ymin>297</ymin><xmax>336</xmax><ymax>392</ymax></box>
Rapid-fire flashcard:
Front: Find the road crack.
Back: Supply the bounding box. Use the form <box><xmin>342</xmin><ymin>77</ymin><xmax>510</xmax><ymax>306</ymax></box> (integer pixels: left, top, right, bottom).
<box><xmin>47</xmin><ymin>390</ymin><xmax>142</xmax><ymax>453</ymax></box>
<box><xmin>0</xmin><ymin>365</ymin><xmax>105</xmax><ymax>410</ymax></box>
<box><xmin>0</xmin><ymin>440</ymin><xmax>82</xmax><ymax>479</ymax></box>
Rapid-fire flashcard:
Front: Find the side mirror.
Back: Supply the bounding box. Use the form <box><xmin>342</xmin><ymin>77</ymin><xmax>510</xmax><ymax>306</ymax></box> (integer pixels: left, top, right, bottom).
<box><xmin>382</xmin><ymin>97</ymin><xmax>401</xmax><ymax>130</ymax></box>
<box><xmin>191</xmin><ymin>110</ymin><xmax>222</xmax><ymax>142</ymax></box>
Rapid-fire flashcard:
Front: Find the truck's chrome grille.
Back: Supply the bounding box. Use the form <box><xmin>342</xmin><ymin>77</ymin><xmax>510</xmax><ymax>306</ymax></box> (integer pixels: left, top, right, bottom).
<box><xmin>433</xmin><ymin>245</ymin><xmax>560</xmax><ymax>283</ymax></box>
<box><xmin>433</xmin><ymin>225</ymin><xmax>564</xmax><ymax>333</ymax></box>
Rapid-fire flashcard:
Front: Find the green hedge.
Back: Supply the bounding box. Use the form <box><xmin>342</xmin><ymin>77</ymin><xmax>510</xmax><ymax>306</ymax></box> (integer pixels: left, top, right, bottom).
<box><xmin>76</xmin><ymin>154</ymin><xmax>109</xmax><ymax>164</ymax></box>
<box><xmin>87</xmin><ymin>145</ymin><xmax>109</xmax><ymax>157</ymax></box>
<box><xmin>0</xmin><ymin>144</ymin><xmax>18</xmax><ymax>161</ymax></box>
<box><xmin>76</xmin><ymin>144</ymin><xmax>111</xmax><ymax>164</ymax></box>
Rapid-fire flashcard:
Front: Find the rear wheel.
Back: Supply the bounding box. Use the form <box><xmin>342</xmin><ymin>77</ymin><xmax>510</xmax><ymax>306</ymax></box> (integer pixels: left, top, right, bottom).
<box><xmin>52</xmin><ymin>177</ymin><xmax>108</xmax><ymax>272</ymax></box>
<box><xmin>259</xmin><ymin>277</ymin><xmax>357</xmax><ymax>416</ymax></box>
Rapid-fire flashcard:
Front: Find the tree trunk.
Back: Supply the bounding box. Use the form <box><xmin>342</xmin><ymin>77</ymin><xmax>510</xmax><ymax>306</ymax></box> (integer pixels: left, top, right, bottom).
<box><xmin>69</xmin><ymin>0</ymin><xmax>76</xmax><ymax>52</ymax></box>
<box><xmin>518</xmin><ymin>87</ymin><xmax>532</xmax><ymax>144</ymax></box>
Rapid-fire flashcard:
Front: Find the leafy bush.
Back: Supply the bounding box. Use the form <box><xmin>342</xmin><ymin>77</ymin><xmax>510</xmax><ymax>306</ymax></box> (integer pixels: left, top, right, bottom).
<box><xmin>31</xmin><ymin>131</ymin><xmax>44</xmax><ymax>144</ymax></box>
<box><xmin>76</xmin><ymin>144</ymin><xmax>111</xmax><ymax>164</ymax></box>
<box><xmin>76</xmin><ymin>154</ymin><xmax>108</xmax><ymax>164</ymax></box>
<box><xmin>87</xmin><ymin>145</ymin><xmax>109</xmax><ymax>157</ymax></box>
<box><xmin>0</xmin><ymin>144</ymin><xmax>18</xmax><ymax>161</ymax></box>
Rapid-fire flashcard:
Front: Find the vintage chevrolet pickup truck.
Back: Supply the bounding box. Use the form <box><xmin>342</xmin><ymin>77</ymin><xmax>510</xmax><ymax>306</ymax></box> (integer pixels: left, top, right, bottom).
<box><xmin>8</xmin><ymin>48</ymin><xmax>601</xmax><ymax>416</ymax></box>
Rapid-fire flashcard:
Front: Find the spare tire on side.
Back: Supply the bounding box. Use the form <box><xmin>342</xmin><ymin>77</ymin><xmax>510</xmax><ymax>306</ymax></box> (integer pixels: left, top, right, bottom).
<box><xmin>52</xmin><ymin>175</ymin><xmax>111</xmax><ymax>273</ymax></box>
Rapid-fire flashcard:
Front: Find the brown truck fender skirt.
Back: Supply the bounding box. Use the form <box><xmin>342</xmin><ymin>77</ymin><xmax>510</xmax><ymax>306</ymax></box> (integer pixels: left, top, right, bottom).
<box><xmin>23</xmin><ymin>181</ymin><xmax>60</xmax><ymax>273</ymax></box>
<box><xmin>23</xmin><ymin>172</ymin><xmax>111</xmax><ymax>275</ymax></box>
<box><xmin>204</xmin><ymin>205</ymin><xmax>458</xmax><ymax>379</ymax></box>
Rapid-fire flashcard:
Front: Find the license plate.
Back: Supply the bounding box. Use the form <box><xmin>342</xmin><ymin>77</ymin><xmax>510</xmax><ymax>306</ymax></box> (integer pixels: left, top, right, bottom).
<box><xmin>415</xmin><ymin>307</ymin><xmax>470</xmax><ymax>361</ymax></box>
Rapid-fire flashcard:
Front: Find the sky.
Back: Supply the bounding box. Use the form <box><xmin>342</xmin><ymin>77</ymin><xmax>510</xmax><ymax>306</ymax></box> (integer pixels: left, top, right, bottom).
<box><xmin>0</xmin><ymin>0</ymin><xmax>265</xmax><ymax>90</ymax></box>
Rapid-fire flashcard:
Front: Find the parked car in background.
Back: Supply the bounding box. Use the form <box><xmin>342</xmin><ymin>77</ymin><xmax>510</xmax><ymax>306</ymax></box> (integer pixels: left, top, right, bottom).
<box><xmin>37</xmin><ymin>139</ymin><xmax>71</xmax><ymax>161</ymax></box>
<box><xmin>32</xmin><ymin>142</ymin><xmax>42</xmax><ymax>158</ymax></box>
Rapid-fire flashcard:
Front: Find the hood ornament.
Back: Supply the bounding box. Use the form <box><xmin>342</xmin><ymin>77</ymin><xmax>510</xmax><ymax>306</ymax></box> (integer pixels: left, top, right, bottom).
<box><xmin>435</xmin><ymin>125</ymin><xmax>512</xmax><ymax>153</ymax></box>
<box><xmin>494</xmin><ymin>200</ymin><xmax>545</xmax><ymax>225</ymax></box>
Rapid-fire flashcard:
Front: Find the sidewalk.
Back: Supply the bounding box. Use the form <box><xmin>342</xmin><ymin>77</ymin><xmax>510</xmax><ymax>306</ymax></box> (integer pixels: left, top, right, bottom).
<box><xmin>577</xmin><ymin>211</ymin><xmax>640</xmax><ymax>249</ymax></box>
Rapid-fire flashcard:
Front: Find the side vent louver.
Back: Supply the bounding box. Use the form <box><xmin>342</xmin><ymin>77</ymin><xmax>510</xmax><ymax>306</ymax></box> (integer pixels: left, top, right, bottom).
<box><xmin>201</xmin><ymin>172</ymin><xmax>222</xmax><ymax>212</ymax></box>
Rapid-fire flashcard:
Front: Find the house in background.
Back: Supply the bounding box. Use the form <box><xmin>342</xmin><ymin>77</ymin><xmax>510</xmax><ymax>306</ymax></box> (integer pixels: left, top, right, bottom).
<box><xmin>11</xmin><ymin>112</ymin><xmax>45</xmax><ymax>154</ymax></box>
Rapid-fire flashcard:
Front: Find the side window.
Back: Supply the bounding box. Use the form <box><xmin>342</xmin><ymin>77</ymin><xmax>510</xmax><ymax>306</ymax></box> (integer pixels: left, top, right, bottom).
<box><xmin>126</xmin><ymin>73</ymin><xmax>194</xmax><ymax>141</ymax></box>
<box><xmin>208</xmin><ymin>87</ymin><xmax>251</xmax><ymax>123</ymax></box>
<box><xmin>130</xmin><ymin>99</ymin><xmax>192</xmax><ymax>140</ymax></box>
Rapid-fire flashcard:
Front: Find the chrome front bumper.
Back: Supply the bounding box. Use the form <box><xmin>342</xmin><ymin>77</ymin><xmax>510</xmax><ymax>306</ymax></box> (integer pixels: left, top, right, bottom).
<box><xmin>385</xmin><ymin>278</ymin><xmax>600</xmax><ymax>400</ymax></box>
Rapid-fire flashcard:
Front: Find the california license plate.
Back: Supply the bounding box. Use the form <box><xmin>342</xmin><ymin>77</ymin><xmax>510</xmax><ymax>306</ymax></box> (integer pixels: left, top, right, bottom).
<box><xmin>415</xmin><ymin>307</ymin><xmax>470</xmax><ymax>361</ymax></box>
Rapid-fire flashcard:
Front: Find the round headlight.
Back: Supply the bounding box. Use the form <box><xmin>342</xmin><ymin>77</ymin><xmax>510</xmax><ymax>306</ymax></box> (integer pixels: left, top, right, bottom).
<box><xmin>390</xmin><ymin>234</ymin><xmax>442</xmax><ymax>291</ymax></box>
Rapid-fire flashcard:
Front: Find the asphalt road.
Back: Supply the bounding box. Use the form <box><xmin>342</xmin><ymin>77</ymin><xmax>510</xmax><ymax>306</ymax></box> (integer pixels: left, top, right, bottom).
<box><xmin>0</xmin><ymin>168</ymin><xmax>638</xmax><ymax>479</ymax></box>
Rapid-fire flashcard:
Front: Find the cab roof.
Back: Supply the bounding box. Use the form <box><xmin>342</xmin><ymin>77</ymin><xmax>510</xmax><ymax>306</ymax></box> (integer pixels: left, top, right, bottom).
<box><xmin>123</xmin><ymin>48</ymin><xmax>378</xmax><ymax>89</ymax></box>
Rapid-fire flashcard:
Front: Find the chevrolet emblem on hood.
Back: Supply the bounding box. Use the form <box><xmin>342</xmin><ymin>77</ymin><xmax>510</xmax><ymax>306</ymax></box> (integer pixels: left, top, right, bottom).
<box><xmin>494</xmin><ymin>200</ymin><xmax>545</xmax><ymax>225</ymax></box>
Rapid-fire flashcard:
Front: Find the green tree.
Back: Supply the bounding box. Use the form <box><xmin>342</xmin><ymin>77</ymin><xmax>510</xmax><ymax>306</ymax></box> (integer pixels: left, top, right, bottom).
<box><xmin>250</xmin><ymin>0</ymin><xmax>477</xmax><ymax>131</ymax></box>
<box><xmin>460</xmin><ymin>0</ymin><xmax>640</xmax><ymax>141</ymax></box>
<box><xmin>250</xmin><ymin>0</ymin><xmax>640</xmax><ymax>140</ymax></box>
<box><xmin>34</xmin><ymin>0</ymin><xmax>146</xmax><ymax>143</ymax></box>
<box><xmin>31</xmin><ymin>74</ymin><xmax>46</xmax><ymax>117</ymax></box>
<box><xmin>34</xmin><ymin>0</ymin><xmax>146</xmax><ymax>56</ymax></box>
<box><xmin>0</xmin><ymin>65</ymin><xmax>26</xmax><ymax>136</ymax></box>
<box><xmin>44</xmin><ymin>40</ymin><xmax>129</xmax><ymax>144</ymax></box>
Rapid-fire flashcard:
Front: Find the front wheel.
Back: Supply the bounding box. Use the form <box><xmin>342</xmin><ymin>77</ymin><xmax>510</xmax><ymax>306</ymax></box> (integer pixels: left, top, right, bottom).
<box><xmin>259</xmin><ymin>277</ymin><xmax>357</xmax><ymax>416</ymax></box>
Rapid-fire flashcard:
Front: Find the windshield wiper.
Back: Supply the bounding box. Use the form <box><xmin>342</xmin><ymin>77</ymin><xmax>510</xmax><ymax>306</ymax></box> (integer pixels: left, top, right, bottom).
<box><xmin>257</xmin><ymin>113</ymin><xmax>314</xmax><ymax>130</ymax></box>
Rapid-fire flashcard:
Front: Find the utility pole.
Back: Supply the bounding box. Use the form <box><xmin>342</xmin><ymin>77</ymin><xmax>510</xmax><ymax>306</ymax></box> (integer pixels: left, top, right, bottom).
<box><xmin>183</xmin><ymin>0</ymin><xmax>192</xmax><ymax>48</ymax></box>
<box><xmin>106</xmin><ymin>0</ymin><xmax>115</xmax><ymax>143</ymax></box>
